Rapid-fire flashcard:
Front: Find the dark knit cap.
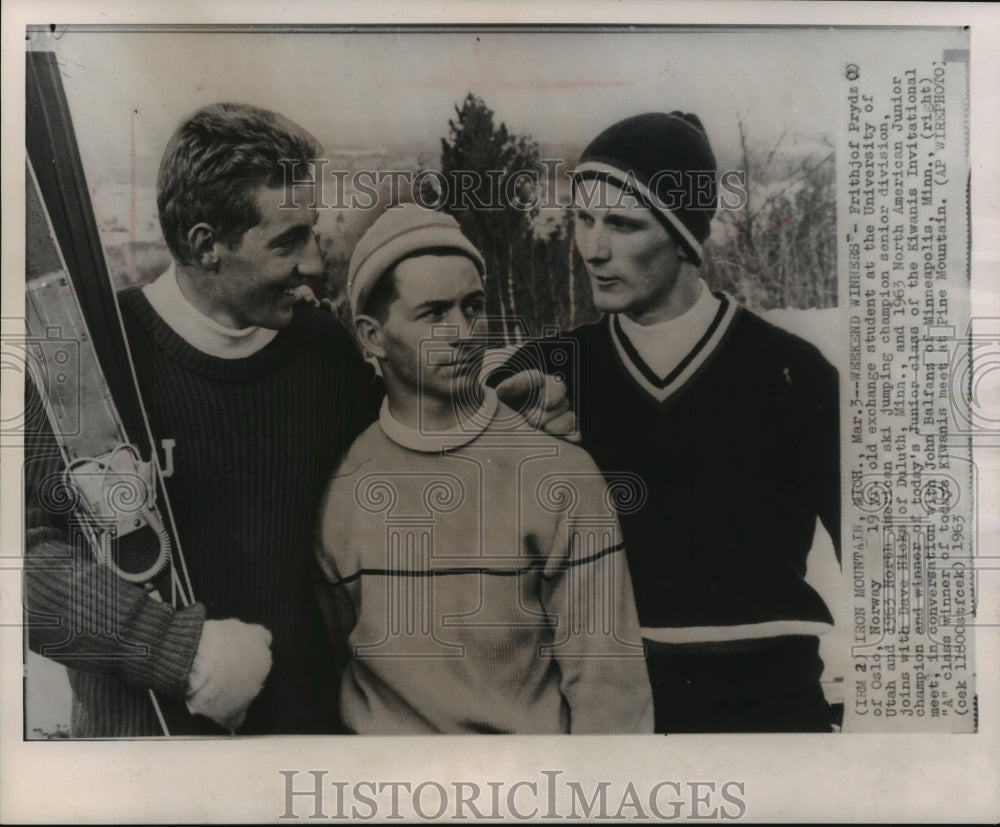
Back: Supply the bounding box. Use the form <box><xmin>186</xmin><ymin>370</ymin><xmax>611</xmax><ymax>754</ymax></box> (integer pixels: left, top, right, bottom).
<box><xmin>573</xmin><ymin>112</ymin><xmax>717</xmax><ymax>266</ymax></box>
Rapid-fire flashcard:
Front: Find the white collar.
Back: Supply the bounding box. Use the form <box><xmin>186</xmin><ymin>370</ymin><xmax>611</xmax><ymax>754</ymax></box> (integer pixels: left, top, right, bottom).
<box><xmin>379</xmin><ymin>386</ymin><xmax>499</xmax><ymax>453</ymax></box>
<box><xmin>615</xmin><ymin>281</ymin><xmax>721</xmax><ymax>379</ymax></box>
<box><xmin>142</xmin><ymin>264</ymin><xmax>277</xmax><ymax>358</ymax></box>
<box><xmin>609</xmin><ymin>289</ymin><xmax>738</xmax><ymax>404</ymax></box>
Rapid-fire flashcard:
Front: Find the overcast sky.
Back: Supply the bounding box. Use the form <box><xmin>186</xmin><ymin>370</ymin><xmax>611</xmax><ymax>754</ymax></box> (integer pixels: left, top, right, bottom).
<box><xmin>33</xmin><ymin>25</ymin><xmax>965</xmax><ymax>186</ymax></box>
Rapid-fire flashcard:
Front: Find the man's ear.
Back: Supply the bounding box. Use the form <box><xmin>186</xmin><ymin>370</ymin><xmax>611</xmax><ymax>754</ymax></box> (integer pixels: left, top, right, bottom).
<box><xmin>187</xmin><ymin>223</ymin><xmax>220</xmax><ymax>271</ymax></box>
<box><xmin>354</xmin><ymin>314</ymin><xmax>387</xmax><ymax>360</ymax></box>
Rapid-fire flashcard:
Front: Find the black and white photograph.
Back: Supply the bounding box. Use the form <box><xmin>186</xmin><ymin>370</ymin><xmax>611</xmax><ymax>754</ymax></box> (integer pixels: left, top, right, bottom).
<box><xmin>2</xmin><ymin>2</ymin><xmax>998</xmax><ymax>823</ymax></box>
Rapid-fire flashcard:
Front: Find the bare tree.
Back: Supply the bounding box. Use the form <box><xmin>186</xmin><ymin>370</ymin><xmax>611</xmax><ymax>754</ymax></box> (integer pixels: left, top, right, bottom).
<box><xmin>706</xmin><ymin>116</ymin><xmax>836</xmax><ymax>311</ymax></box>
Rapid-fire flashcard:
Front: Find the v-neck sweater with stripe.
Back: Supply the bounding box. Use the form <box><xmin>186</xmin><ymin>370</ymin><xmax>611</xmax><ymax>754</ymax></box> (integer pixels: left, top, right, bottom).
<box><xmin>614</xmin><ymin>280</ymin><xmax>721</xmax><ymax>383</ymax></box>
<box><xmin>534</xmin><ymin>294</ymin><xmax>840</xmax><ymax>643</ymax></box>
<box><xmin>315</xmin><ymin>398</ymin><xmax>654</xmax><ymax>734</ymax></box>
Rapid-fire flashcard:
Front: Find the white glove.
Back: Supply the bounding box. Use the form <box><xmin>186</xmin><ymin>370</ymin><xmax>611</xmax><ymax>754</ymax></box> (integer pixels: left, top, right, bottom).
<box><xmin>185</xmin><ymin>618</ymin><xmax>273</xmax><ymax>731</ymax></box>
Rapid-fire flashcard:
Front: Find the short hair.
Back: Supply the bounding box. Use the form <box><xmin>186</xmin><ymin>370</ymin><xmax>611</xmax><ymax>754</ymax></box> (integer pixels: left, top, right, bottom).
<box><xmin>157</xmin><ymin>102</ymin><xmax>322</xmax><ymax>266</ymax></box>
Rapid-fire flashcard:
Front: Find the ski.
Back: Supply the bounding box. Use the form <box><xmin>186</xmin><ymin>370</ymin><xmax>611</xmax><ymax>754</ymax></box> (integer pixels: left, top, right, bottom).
<box><xmin>25</xmin><ymin>48</ymin><xmax>196</xmax><ymax>735</ymax></box>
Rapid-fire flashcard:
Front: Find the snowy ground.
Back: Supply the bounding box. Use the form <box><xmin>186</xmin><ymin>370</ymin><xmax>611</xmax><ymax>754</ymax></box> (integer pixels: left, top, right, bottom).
<box><xmin>25</xmin><ymin>305</ymin><xmax>849</xmax><ymax>735</ymax></box>
<box><xmin>762</xmin><ymin>306</ymin><xmax>843</xmax><ymax>369</ymax></box>
<box><xmin>25</xmin><ymin>652</ymin><xmax>71</xmax><ymax>738</ymax></box>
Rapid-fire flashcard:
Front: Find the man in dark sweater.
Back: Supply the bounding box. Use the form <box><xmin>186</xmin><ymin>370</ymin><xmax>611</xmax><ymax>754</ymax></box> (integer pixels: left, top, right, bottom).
<box><xmin>25</xmin><ymin>103</ymin><xmax>377</xmax><ymax>735</ymax></box>
<box><xmin>529</xmin><ymin>112</ymin><xmax>841</xmax><ymax>732</ymax></box>
<box><xmin>24</xmin><ymin>102</ymin><xmax>571</xmax><ymax>736</ymax></box>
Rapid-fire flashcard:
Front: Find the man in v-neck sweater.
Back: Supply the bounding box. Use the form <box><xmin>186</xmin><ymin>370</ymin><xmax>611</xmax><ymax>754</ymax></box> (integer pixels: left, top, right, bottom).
<box><xmin>534</xmin><ymin>112</ymin><xmax>841</xmax><ymax>732</ymax></box>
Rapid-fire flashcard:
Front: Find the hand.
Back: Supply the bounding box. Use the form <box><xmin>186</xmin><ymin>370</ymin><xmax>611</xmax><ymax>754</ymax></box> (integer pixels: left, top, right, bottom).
<box><xmin>291</xmin><ymin>284</ymin><xmax>321</xmax><ymax>307</ymax></box>
<box><xmin>292</xmin><ymin>284</ymin><xmax>341</xmax><ymax>315</ymax></box>
<box><xmin>494</xmin><ymin>369</ymin><xmax>579</xmax><ymax>442</ymax></box>
<box><xmin>185</xmin><ymin>618</ymin><xmax>273</xmax><ymax>731</ymax></box>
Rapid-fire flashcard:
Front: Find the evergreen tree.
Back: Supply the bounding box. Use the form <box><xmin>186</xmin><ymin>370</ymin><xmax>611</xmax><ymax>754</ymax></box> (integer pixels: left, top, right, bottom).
<box><xmin>440</xmin><ymin>93</ymin><xmax>542</xmax><ymax>342</ymax></box>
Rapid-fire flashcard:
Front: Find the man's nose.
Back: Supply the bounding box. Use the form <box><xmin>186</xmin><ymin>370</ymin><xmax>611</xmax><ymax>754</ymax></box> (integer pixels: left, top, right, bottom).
<box><xmin>297</xmin><ymin>232</ymin><xmax>324</xmax><ymax>278</ymax></box>
<box><xmin>577</xmin><ymin>224</ymin><xmax>610</xmax><ymax>263</ymax></box>
<box><xmin>431</xmin><ymin>311</ymin><xmax>476</xmax><ymax>344</ymax></box>
<box><xmin>448</xmin><ymin>308</ymin><xmax>477</xmax><ymax>340</ymax></box>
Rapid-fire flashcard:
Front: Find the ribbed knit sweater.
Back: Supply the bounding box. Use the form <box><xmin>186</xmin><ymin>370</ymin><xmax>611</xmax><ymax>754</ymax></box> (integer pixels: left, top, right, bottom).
<box><xmin>315</xmin><ymin>395</ymin><xmax>654</xmax><ymax>734</ymax></box>
<box><xmin>25</xmin><ymin>287</ymin><xmax>379</xmax><ymax>735</ymax></box>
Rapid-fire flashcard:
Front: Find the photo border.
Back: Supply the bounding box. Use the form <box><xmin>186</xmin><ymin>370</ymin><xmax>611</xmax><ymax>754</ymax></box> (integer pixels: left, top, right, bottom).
<box><xmin>2</xmin><ymin>2</ymin><xmax>998</xmax><ymax>823</ymax></box>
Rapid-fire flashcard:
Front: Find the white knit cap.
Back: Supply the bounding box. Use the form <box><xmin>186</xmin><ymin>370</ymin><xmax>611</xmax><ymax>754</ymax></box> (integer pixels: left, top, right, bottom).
<box><xmin>347</xmin><ymin>204</ymin><xmax>486</xmax><ymax>317</ymax></box>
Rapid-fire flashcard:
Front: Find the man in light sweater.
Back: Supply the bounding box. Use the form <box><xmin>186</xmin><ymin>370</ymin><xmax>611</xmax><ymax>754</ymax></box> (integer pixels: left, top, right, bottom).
<box><xmin>315</xmin><ymin>205</ymin><xmax>653</xmax><ymax>734</ymax></box>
